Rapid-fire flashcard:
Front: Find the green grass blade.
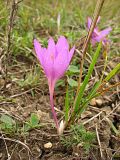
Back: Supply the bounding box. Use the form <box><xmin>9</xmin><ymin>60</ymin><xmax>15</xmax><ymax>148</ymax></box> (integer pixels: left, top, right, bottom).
<box><xmin>65</xmin><ymin>86</ymin><xmax>69</xmax><ymax>121</ymax></box>
<box><xmin>87</xmin><ymin>81</ymin><xmax>101</xmax><ymax>99</ymax></box>
<box><xmin>74</xmin><ymin>42</ymin><xmax>101</xmax><ymax>113</ymax></box>
<box><xmin>77</xmin><ymin>81</ymin><xmax>101</xmax><ymax>116</ymax></box>
<box><xmin>104</xmin><ymin>63</ymin><xmax>120</xmax><ymax>81</ymax></box>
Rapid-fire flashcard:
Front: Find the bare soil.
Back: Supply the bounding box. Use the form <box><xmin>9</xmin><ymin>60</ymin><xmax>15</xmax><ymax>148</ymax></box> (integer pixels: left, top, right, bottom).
<box><xmin>0</xmin><ymin>56</ymin><xmax>120</xmax><ymax>160</ymax></box>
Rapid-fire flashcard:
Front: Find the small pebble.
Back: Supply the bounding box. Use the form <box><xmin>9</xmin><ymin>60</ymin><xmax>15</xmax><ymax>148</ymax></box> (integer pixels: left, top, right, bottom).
<box><xmin>0</xmin><ymin>153</ymin><xmax>2</xmax><ymax>158</ymax></box>
<box><xmin>111</xmin><ymin>103</ymin><xmax>115</xmax><ymax>108</ymax></box>
<box><xmin>90</xmin><ymin>98</ymin><xmax>96</xmax><ymax>106</ymax></box>
<box><xmin>44</xmin><ymin>142</ymin><xmax>52</xmax><ymax>149</ymax></box>
<box><xmin>96</xmin><ymin>99</ymin><xmax>102</xmax><ymax>106</ymax></box>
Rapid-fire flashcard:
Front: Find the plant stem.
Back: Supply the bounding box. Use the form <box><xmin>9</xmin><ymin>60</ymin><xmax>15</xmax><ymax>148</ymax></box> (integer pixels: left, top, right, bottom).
<box><xmin>48</xmin><ymin>79</ymin><xmax>59</xmax><ymax>131</ymax></box>
<box><xmin>49</xmin><ymin>92</ymin><xmax>59</xmax><ymax>130</ymax></box>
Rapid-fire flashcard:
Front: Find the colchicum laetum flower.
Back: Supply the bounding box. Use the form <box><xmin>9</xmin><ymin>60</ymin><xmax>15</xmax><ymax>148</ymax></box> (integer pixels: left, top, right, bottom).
<box><xmin>34</xmin><ymin>36</ymin><xmax>75</xmax><ymax>131</ymax></box>
<box><xmin>87</xmin><ymin>16</ymin><xmax>112</xmax><ymax>46</ymax></box>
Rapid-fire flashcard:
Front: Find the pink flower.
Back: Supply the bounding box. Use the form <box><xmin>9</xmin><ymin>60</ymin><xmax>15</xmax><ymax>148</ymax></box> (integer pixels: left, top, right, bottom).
<box><xmin>87</xmin><ymin>16</ymin><xmax>112</xmax><ymax>46</ymax></box>
<box><xmin>34</xmin><ymin>36</ymin><xmax>75</xmax><ymax>130</ymax></box>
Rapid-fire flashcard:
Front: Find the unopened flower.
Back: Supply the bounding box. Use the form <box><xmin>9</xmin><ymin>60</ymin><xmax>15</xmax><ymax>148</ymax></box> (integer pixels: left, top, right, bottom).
<box><xmin>87</xmin><ymin>16</ymin><xmax>112</xmax><ymax>46</ymax></box>
<box><xmin>34</xmin><ymin>36</ymin><xmax>75</xmax><ymax>131</ymax></box>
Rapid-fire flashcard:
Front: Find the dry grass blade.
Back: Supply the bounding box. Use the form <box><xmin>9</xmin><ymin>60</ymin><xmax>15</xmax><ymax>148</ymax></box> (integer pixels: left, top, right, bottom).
<box><xmin>0</xmin><ymin>132</ymin><xmax>11</xmax><ymax>160</ymax></box>
<box><xmin>98</xmin><ymin>82</ymin><xmax>120</xmax><ymax>95</ymax></box>
<box><xmin>0</xmin><ymin>136</ymin><xmax>33</xmax><ymax>157</ymax></box>
<box><xmin>83</xmin><ymin>111</ymin><xmax>103</xmax><ymax>125</ymax></box>
<box><xmin>4</xmin><ymin>0</ymin><xmax>23</xmax><ymax>87</ymax></box>
<box><xmin>96</xmin><ymin>125</ymin><xmax>103</xmax><ymax>159</ymax></box>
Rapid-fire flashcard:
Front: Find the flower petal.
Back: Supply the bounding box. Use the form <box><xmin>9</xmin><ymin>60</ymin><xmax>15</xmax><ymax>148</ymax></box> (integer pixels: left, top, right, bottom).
<box><xmin>91</xmin><ymin>38</ymin><xmax>97</xmax><ymax>46</ymax></box>
<box><xmin>47</xmin><ymin>37</ymin><xmax>56</xmax><ymax>59</ymax></box>
<box><xmin>87</xmin><ymin>17</ymin><xmax>92</xmax><ymax>29</ymax></box>
<box><xmin>69</xmin><ymin>46</ymin><xmax>75</xmax><ymax>62</ymax></box>
<box><xmin>100</xmin><ymin>27</ymin><xmax>112</xmax><ymax>36</ymax></box>
<box><xmin>34</xmin><ymin>39</ymin><xmax>44</xmax><ymax>65</ymax></box>
<box><xmin>56</xmin><ymin>36</ymin><xmax>69</xmax><ymax>53</ymax></box>
<box><xmin>43</xmin><ymin>49</ymin><xmax>54</xmax><ymax>79</ymax></box>
<box><xmin>87</xmin><ymin>16</ymin><xmax>100</xmax><ymax>28</ymax></box>
<box><xmin>54</xmin><ymin>49</ymin><xmax>69</xmax><ymax>80</ymax></box>
<box><xmin>94</xmin><ymin>27</ymin><xmax>112</xmax><ymax>42</ymax></box>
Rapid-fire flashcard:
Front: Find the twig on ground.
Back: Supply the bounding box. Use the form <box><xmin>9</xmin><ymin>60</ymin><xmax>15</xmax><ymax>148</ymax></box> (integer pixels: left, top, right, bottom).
<box><xmin>96</xmin><ymin>125</ymin><xmax>103</xmax><ymax>159</ymax></box>
<box><xmin>0</xmin><ymin>101</ymin><xmax>14</xmax><ymax>105</ymax></box>
<box><xmin>100</xmin><ymin>102</ymin><xmax>120</xmax><ymax>123</ymax></box>
<box><xmin>10</xmin><ymin>88</ymin><xmax>34</xmax><ymax>98</ymax></box>
<box><xmin>0</xmin><ymin>136</ymin><xmax>33</xmax><ymax>157</ymax></box>
<box><xmin>10</xmin><ymin>143</ymin><xmax>18</xmax><ymax>160</ymax></box>
<box><xmin>83</xmin><ymin>111</ymin><xmax>102</xmax><ymax>125</ymax></box>
<box><xmin>19</xmin><ymin>148</ymin><xmax>31</xmax><ymax>160</ymax></box>
<box><xmin>88</xmin><ymin>102</ymin><xmax>120</xmax><ymax>130</ymax></box>
<box><xmin>97</xmin><ymin>82</ymin><xmax>120</xmax><ymax>95</ymax></box>
<box><xmin>0</xmin><ymin>108</ymin><xmax>23</xmax><ymax>122</ymax></box>
<box><xmin>111</xmin><ymin>137</ymin><xmax>120</xmax><ymax>160</ymax></box>
<box><xmin>0</xmin><ymin>132</ymin><xmax>11</xmax><ymax>160</ymax></box>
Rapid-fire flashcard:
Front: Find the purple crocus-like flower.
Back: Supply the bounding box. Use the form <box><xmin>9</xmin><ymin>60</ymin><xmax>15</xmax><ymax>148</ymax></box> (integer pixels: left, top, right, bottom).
<box><xmin>34</xmin><ymin>36</ymin><xmax>75</xmax><ymax>131</ymax></box>
<box><xmin>87</xmin><ymin>16</ymin><xmax>112</xmax><ymax>46</ymax></box>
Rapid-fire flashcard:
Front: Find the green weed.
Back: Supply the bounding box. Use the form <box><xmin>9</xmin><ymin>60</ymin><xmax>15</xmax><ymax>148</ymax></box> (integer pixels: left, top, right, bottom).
<box><xmin>0</xmin><ymin>114</ymin><xmax>17</xmax><ymax>134</ymax></box>
<box><xmin>22</xmin><ymin>113</ymin><xmax>40</xmax><ymax>133</ymax></box>
<box><xmin>61</xmin><ymin>124</ymin><xmax>95</xmax><ymax>153</ymax></box>
<box><xmin>17</xmin><ymin>66</ymin><xmax>41</xmax><ymax>88</ymax></box>
<box><xmin>0</xmin><ymin>113</ymin><xmax>40</xmax><ymax>135</ymax></box>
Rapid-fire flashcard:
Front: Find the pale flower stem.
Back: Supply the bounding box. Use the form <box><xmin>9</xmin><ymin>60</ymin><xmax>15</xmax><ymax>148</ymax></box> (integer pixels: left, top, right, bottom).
<box><xmin>50</xmin><ymin>92</ymin><xmax>59</xmax><ymax>130</ymax></box>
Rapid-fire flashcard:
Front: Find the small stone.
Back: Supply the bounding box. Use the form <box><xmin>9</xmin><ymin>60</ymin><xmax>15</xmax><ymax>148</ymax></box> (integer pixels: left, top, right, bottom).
<box><xmin>104</xmin><ymin>71</ymin><xmax>108</xmax><ymax>76</ymax></box>
<box><xmin>0</xmin><ymin>153</ymin><xmax>2</xmax><ymax>158</ymax></box>
<box><xmin>44</xmin><ymin>142</ymin><xmax>52</xmax><ymax>149</ymax></box>
<box><xmin>36</xmin><ymin>146</ymin><xmax>41</xmax><ymax>152</ymax></box>
<box><xmin>96</xmin><ymin>99</ymin><xmax>102</xmax><ymax>106</ymax></box>
<box><xmin>111</xmin><ymin>103</ymin><xmax>115</xmax><ymax>108</ymax></box>
<box><xmin>23</xmin><ymin>112</ymin><xmax>29</xmax><ymax>118</ymax></box>
<box><xmin>90</xmin><ymin>98</ymin><xmax>96</xmax><ymax>106</ymax></box>
<box><xmin>6</xmin><ymin>83</ymin><xmax>12</xmax><ymax>88</ymax></box>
